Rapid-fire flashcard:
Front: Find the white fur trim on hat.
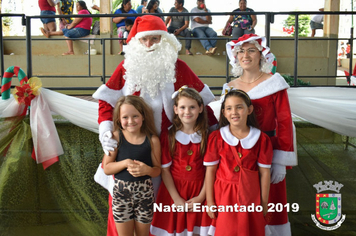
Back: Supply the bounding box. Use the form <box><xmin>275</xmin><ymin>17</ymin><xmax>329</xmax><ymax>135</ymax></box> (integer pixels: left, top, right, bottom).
<box><xmin>135</xmin><ymin>30</ymin><xmax>168</xmax><ymax>39</ymax></box>
<box><xmin>226</xmin><ymin>35</ymin><xmax>270</xmax><ymax>66</ymax></box>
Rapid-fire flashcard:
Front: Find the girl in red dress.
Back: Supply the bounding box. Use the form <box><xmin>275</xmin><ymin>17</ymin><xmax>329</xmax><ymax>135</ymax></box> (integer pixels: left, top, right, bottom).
<box><xmin>204</xmin><ymin>89</ymin><xmax>273</xmax><ymax>236</ymax></box>
<box><xmin>225</xmin><ymin>34</ymin><xmax>297</xmax><ymax>236</ymax></box>
<box><xmin>150</xmin><ymin>86</ymin><xmax>212</xmax><ymax>236</ymax></box>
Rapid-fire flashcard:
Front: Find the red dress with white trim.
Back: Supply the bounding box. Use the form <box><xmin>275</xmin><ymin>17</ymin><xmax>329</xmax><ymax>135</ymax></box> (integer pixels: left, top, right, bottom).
<box><xmin>204</xmin><ymin>126</ymin><xmax>273</xmax><ymax>236</ymax></box>
<box><xmin>150</xmin><ymin>130</ymin><xmax>211</xmax><ymax>236</ymax></box>
<box><xmin>223</xmin><ymin>73</ymin><xmax>297</xmax><ymax>228</ymax></box>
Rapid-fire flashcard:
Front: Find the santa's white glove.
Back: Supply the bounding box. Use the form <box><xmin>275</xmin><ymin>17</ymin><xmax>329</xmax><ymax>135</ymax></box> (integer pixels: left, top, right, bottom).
<box><xmin>100</xmin><ymin>130</ymin><xmax>118</xmax><ymax>155</ymax></box>
<box><xmin>270</xmin><ymin>163</ymin><xmax>286</xmax><ymax>184</ymax></box>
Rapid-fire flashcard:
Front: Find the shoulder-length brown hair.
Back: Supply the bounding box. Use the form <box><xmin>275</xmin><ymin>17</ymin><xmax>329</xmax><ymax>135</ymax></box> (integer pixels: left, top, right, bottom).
<box><xmin>169</xmin><ymin>87</ymin><xmax>208</xmax><ymax>158</ymax></box>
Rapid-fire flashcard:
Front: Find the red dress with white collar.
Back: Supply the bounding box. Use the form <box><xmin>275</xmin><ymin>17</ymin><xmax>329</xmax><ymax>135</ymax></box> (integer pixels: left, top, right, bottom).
<box><xmin>150</xmin><ymin>129</ymin><xmax>211</xmax><ymax>236</ymax></box>
<box><xmin>204</xmin><ymin>126</ymin><xmax>273</xmax><ymax>236</ymax></box>
<box><xmin>223</xmin><ymin>73</ymin><xmax>297</xmax><ymax>231</ymax></box>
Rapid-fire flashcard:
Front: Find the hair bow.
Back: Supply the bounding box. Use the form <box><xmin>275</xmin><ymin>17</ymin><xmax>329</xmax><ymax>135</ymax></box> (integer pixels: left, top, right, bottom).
<box><xmin>171</xmin><ymin>85</ymin><xmax>188</xmax><ymax>99</ymax></box>
<box><xmin>220</xmin><ymin>86</ymin><xmax>236</xmax><ymax>103</ymax></box>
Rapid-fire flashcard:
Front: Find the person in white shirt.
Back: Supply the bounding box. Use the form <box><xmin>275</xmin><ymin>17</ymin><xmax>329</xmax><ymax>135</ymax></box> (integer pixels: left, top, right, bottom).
<box><xmin>310</xmin><ymin>8</ymin><xmax>324</xmax><ymax>37</ymax></box>
<box><xmin>190</xmin><ymin>0</ymin><xmax>217</xmax><ymax>55</ymax></box>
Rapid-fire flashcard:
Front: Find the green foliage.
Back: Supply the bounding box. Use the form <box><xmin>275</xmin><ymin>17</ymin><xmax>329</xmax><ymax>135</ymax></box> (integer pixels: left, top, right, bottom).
<box><xmin>283</xmin><ymin>14</ymin><xmax>311</xmax><ymax>37</ymax></box>
<box><xmin>3</xmin><ymin>9</ymin><xmax>12</xmax><ymax>26</ymax></box>
<box><xmin>113</xmin><ymin>0</ymin><xmax>123</xmax><ymax>11</ymax></box>
<box><xmin>282</xmin><ymin>74</ymin><xmax>310</xmax><ymax>86</ymax></box>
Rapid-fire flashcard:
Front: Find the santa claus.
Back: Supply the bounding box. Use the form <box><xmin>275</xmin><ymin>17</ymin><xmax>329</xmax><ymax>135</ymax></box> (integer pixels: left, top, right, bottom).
<box><xmin>92</xmin><ymin>15</ymin><xmax>217</xmax><ymax>236</ymax></box>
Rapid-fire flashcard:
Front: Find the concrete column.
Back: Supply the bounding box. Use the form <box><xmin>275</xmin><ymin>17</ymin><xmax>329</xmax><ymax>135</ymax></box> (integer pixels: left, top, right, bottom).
<box><xmin>100</xmin><ymin>0</ymin><xmax>112</xmax><ymax>34</ymax></box>
<box><xmin>99</xmin><ymin>0</ymin><xmax>113</xmax><ymax>55</ymax></box>
<box><xmin>324</xmin><ymin>0</ymin><xmax>340</xmax><ymax>37</ymax></box>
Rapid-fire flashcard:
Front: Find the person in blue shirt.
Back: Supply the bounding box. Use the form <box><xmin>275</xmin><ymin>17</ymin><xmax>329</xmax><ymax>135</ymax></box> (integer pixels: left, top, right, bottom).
<box><xmin>113</xmin><ymin>0</ymin><xmax>137</xmax><ymax>54</ymax></box>
<box><xmin>136</xmin><ymin>0</ymin><xmax>148</xmax><ymax>14</ymax></box>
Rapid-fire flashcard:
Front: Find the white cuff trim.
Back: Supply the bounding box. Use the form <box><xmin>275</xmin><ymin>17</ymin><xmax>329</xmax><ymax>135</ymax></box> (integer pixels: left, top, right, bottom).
<box><xmin>162</xmin><ymin>161</ymin><xmax>172</xmax><ymax>168</ymax></box>
<box><xmin>204</xmin><ymin>160</ymin><xmax>219</xmax><ymax>166</ymax></box>
<box><xmin>257</xmin><ymin>162</ymin><xmax>271</xmax><ymax>168</ymax></box>
<box><xmin>273</xmin><ymin>150</ymin><xmax>298</xmax><ymax>166</ymax></box>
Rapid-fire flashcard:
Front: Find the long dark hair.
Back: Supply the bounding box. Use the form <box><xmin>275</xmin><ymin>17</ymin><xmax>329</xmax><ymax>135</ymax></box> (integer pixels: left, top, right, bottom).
<box><xmin>146</xmin><ymin>0</ymin><xmax>158</xmax><ymax>13</ymax></box>
<box><xmin>120</xmin><ymin>0</ymin><xmax>131</xmax><ymax>13</ymax></box>
<box><xmin>219</xmin><ymin>89</ymin><xmax>259</xmax><ymax>129</ymax></box>
<box><xmin>77</xmin><ymin>1</ymin><xmax>91</xmax><ymax>14</ymax></box>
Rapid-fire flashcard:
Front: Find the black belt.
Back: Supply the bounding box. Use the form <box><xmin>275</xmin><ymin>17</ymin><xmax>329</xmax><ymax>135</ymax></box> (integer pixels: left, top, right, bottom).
<box><xmin>264</xmin><ymin>130</ymin><xmax>276</xmax><ymax>137</ymax></box>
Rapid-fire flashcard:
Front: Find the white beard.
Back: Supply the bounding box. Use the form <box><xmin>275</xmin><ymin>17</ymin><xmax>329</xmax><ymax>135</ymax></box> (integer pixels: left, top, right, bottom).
<box><xmin>123</xmin><ymin>36</ymin><xmax>178</xmax><ymax>99</ymax></box>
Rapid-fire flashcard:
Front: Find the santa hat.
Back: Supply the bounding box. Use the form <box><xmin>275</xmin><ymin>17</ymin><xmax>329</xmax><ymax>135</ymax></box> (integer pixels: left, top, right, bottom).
<box><xmin>226</xmin><ymin>34</ymin><xmax>274</xmax><ymax>67</ymax></box>
<box><xmin>127</xmin><ymin>15</ymin><xmax>168</xmax><ymax>43</ymax></box>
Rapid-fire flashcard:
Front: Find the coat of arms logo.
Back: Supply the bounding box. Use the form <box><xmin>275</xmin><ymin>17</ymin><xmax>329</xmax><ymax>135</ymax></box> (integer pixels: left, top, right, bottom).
<box><xmin>311</xmin><ymin>180</ymin><xmax>346</xmax><ymax>230</ymax></box>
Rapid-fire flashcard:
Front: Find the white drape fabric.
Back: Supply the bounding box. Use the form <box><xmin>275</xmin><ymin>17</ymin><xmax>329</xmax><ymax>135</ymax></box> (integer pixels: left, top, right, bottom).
<box><xmin>1</xmin><ymin>87</ymin><xmax>355</xmax><ymax>140</ymax></box>
<box><xmin>287</xmin><ymin>87</ymin><xmax>356</xmax><ymax>137</ymax></box>
<box><xmin>209</xmin><ymin>87</ymin><xmax>356</xmax><ymax>137</ymax></box>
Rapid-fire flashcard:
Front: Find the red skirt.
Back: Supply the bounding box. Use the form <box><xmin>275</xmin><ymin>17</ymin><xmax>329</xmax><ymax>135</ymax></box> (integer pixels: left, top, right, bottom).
<box><xmin>150</xmin><ymin>177</ymin><xmax>211</xmax><ymax>236</ymax></box>
<box><xmin>211</xmin><ymin>172</ymin><xmax>266</xmax><ymax>236</ymax></box>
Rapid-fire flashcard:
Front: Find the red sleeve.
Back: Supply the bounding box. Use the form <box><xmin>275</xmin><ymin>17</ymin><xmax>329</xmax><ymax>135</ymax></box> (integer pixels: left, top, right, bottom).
<box><xmin>273</xmin><ymin>90</ymin><xmax>294</xmax><ymax>152</ymax></box>
<box><xmin>203</xmin><ymin>130</ymin><xmax>221</xmax><ymax>165</ymax></box>
<box><xmin>160</xmin><ymin>130</ymin><xmax>172</xmax><ymax>167</ymax></box>
<box><xmin>97</xmin><ymin>61</ymin><xmax>126</xmax><ymax>124</ymax></box>
<box><xmin>257</xmin><ymin>133</ymin><xmax>273</xmax><ymax>166</ymax></box>
<box><xmin>98</xmin><ymin>100</ymin><xmax>113</xmax><ymax>124</ymax></box>
<box><xmin>106</xmin><ymin>61</ymin><xmax>126</xmax><ymax>90</ymax></box>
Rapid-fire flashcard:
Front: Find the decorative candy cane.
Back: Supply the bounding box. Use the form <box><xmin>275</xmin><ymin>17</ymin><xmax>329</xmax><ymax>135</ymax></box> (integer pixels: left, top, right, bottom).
<box><xmin>1</xmin><ymin>66</ymin><xmax>28</xmax><ymax>100</ymax></box>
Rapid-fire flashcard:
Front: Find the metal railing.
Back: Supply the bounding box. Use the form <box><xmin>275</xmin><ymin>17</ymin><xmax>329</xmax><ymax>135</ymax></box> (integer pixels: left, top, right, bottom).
<box><xmin>1</xmin><ymin>10</ymin><xmax>356</xmax><ymax>93</ymax></box>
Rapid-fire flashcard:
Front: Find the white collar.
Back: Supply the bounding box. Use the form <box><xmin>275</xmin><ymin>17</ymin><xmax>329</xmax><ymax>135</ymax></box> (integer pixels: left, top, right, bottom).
<box><xmin>175</xmin><ymin>130</ymin><xmax>202</xmax><ymax>144</ymax></box>
<box><xmin>220</xmin><ymin>126</ymin><xmax>261</xmax><ymax>149</ymax></box>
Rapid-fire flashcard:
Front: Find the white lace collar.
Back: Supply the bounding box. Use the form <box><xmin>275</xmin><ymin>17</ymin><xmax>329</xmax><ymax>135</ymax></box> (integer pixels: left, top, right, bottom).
<box><xmin>175</xmin><ymin>130</ymin><xmax>202</xmax><ymax>144</ymax></box>
<box><xmin>220</xmin><ymin>126</ymin><xmax>261</xmax><ymax>149</ymax></box>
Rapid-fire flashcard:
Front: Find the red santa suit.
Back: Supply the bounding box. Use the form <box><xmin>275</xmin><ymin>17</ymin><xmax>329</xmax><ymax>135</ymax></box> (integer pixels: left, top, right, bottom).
<box><xmin>150</xmin><ymin>129</ymin><xmax>211</xmax><ymax>236</ymax></box>
<box><xmin>204</xmin><ymin>126</ymin><xmax>273</xmax><ymax>236</ymax></box>
<box><xmin>92</xmin><ymin>15</ymin><xmax>217</xmax><ymax>236</ymax></box>
<box><xmin>224</xmin><ymin>34</ymin><xmax>297</xmax><ymax>236</ymax></box>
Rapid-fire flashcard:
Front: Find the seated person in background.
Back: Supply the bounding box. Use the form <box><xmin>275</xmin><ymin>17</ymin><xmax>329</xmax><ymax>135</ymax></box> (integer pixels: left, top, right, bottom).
<box><xmin>190</xmin><ymin>0</ymin><xmax>217</xmax><ymax>55</ymax></box>
<box><xmin>165</xmin><ymin>0</ymin><xmax>193</xmax><ymax>55</ymax></box>
<box><xmin>145</xmin><ymin>0</ymin><xmax>164</xmax><ymax>22</ymax></box>
<box><xmin>40</xmin><ymin>1</ymin><xmax>92</xmax><ymax>56</ymax></box>
<box><xmin>57</xmin><ymin>0</ymin><xmax>74</xmax><ymax>30</ymax></box>
<box><xmin>39</xmin><ymin>0</ymin><xmax>57</xmax><ymax>32</ymax></box>
<box><xmin>113</xmin><ymin>0</ymin><xmax>137</xmax><ymax>54</ymax></box>
<box><xmin>310</xmin><ymin>8</ymin><xmax>324</xmax><ymax>37</ymax></box>
<box><xmin>136</xmin><ymin>0</ymin><xmax>148</xmax><ymax>13</ymax></box>
<box><xmin>118</xmin><ymin>19</ymin><xmax>134</xmax><ymax>55</ymax></box>
<box><xmin>225</xmin><ymin>0</ymin><xmax>257</xmax><ymax>39</ymax></box>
